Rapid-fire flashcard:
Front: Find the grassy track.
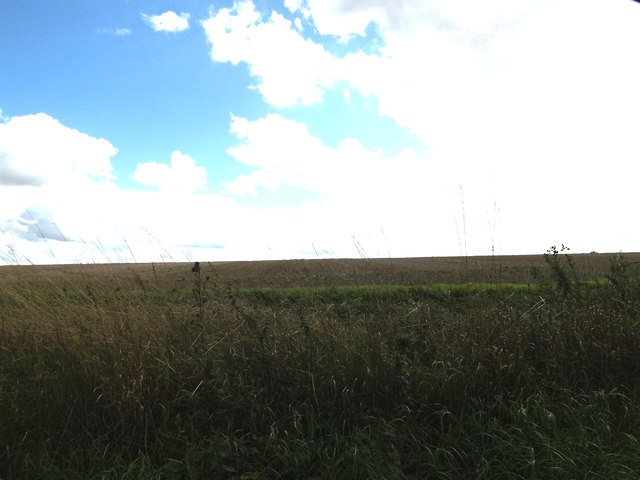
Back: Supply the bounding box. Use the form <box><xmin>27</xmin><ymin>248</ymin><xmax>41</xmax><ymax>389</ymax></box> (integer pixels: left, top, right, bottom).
<box><xmin>2</xmin><ymin>252</ymin><xmax>640</xmax><ymax>478</ymax></box>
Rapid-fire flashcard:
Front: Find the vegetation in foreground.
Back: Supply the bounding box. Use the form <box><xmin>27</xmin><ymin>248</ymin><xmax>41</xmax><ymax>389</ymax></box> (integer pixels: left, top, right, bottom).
<box><xmin>2</xmin><ymin>250</ymin><xmax>640</xmax><ymax>479</ymax></box>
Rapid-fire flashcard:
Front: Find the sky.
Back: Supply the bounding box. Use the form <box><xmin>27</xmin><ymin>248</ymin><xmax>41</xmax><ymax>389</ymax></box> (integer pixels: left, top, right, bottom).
<box><xmin>1</xmin><ymin>0</ymin><xmax>640</xmax><ymax>265</ymax></box>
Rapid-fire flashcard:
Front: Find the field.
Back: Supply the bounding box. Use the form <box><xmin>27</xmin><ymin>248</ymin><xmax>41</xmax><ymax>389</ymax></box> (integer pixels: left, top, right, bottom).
<box><xmin>2</xmin><ymin>250</ymin><xmax>640</xmax><ymax>479</ymax></box>
<box><xmin>4</xmin><ymin>251</ymin><xmax>639</xmax><ymax>289</ymax></box>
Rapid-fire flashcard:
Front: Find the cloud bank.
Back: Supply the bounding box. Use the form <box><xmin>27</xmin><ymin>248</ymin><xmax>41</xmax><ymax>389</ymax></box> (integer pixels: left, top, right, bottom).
<box><xmin>3</xmin><ymin>0</ymin><xmax>640</xmax><ymax>264</ymax></box>
<box><xmin>202</xmin><ymin>3</ymin><xmax>338</xmax><ymax>107</ymax></box>
<box><xmin>199</xmin><ymin>0</ymin><xmax>640</xmax><ymax>256</ymax></box>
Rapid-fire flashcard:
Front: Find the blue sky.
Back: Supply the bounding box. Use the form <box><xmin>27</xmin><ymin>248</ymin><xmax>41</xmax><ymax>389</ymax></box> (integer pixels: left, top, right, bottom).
<box><xmin>1</xmin><ymin>0</ymin><xmax>640</xmax><ymax>264</ymax></box>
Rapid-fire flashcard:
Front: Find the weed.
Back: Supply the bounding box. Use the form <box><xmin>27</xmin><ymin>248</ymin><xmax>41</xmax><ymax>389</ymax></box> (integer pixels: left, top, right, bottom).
<box><xmin>534</xmin><ymin>244</ymin><xmax>577</xmax><ymax>297</ymax></box>
<box><xmin>605</xmin><ymin>253</ymin><xmax>638</xmax><ymax>302</ymax></box>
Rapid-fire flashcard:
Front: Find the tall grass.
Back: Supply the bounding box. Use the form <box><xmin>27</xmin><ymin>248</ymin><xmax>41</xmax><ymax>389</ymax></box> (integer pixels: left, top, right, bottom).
<box><xmin>2</xmin><ymin>254</ymin><xmax>640</xmax><ymax>478</ymax></box>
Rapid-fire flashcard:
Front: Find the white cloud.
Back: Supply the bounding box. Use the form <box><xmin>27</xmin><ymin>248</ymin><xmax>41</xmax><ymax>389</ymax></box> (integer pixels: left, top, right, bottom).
<box><xmin>285</xmin><ymin>0</ymin><xmax>640</xmax><ymax>162</ymax></box>
<box><xmin>0</xmin><ymin>114</ymin><xmax>253</xmax><ymax>264</ymax></box>
<box><xmin>202</xmin><ymin>2</ymin><xmax>338</xmax><ymax>107</ymax></box>
<box><xmin>5</xmin><ymin>0</ymin><xmax>640</xmax><ymax>263</ymax></box>
<box><xmin>296</xmin><ymin>0</ymin><xmax>547</xmax><ymax>41</ymax></box>
<box><xmin>0</xmin><ymin>114</ymin><xmax>120</xmax><ymax>262</ymax></box>
<box><xmin>343</xmin><ymin>87</ymin><xmax>351</xmax><ymax>103</ymax></box>
<box><xmin>225</xmin><ymin>113</ymin><xmax>343</xmax><ymax>195</ymax></box>
<box><xmin>97</xmin><ymin>27</ymin><xmax>132</xmax><ymax>36</ymax></box>
<box><xmin>299</xmin><ymin>0</ymin><xmax>388</xmax><ymax>40</ymax></box>
<box><xmin>0</xmin><ymin>113</ymin><xmax>115</xmax><ymax>187</ymax></box>
<box><xmin>202</xmin><ymin>0</ymin><xmax>640</xmax><ymax>173</ymax></box>
<box><xmin>285</xmin><ymin>0</ymin><xmax>305</xmax><ymax>13</ymax></box>
<box><xmin>206</xmin><ymin>0</ymin><xmax>640</xmax><ymax>255</ymax></box>
<box><xmin>0</xmin><ymin>111</ymin><xmax>451</xmax><ymax>264</ymax></box>
<box><xmin>222</xmin><ymin>113</ymin><xmax>457</xmax><ymax>256</ymax></box>
<box><xmin>131</xmin><ymin>151</ymin><xmax>207</xmax><ymax>193</ymax></box>
<box><xmin>3</xmin><ymin>101</ymin><xmax>639</xmax><ymax>266</ymax></box>
<box><xmin>142</xmin><ymin>11</ymin><xmax>190</xmax><ymax>33</ymax></box>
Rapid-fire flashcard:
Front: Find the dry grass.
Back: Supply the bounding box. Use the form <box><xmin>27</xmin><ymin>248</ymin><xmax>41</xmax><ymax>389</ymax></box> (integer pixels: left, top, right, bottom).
<box><xmin>2</xmin><ymin>251</ymin><xmax>640</xmax><ymax>478</ymax></box>
<box><xmin>2</xmin><ymin>252</ymin><xmax>638</xmax><ymax>289</ymax></box>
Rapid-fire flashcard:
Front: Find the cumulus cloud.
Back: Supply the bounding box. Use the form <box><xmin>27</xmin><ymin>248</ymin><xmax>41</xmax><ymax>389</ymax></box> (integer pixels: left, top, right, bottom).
<box><xmin>0</xmin><ymin>113</ymin><xmax>284</xmax><ymax>265</ymax></box>
<box><xmin>198</xmin><ymin>1</ymin><xmax>553</xmax><ymax>115</ymax></box>
<box><xmin>222</xmin><ymin>112</ymin><xmax>464</xmax><ymax>259</ymax></box>
<box><xmin>0</xmin><ymin>114</ymin><xmax>238</xmax><ymax>264</ymax></box>
<box><xmin>142</xmin><ymin>11</ymin><xmax>190</xmax><ymax>33</ymax></box>
<box><xmin>225</xmin><ymin>114</ymin><xmax>391</xmax><ymax>196</ymax></box>
<box><xmin>202</xmin><ymin>0</ymin><xmax>640</xmax><ymax>172</ymax></box>
<box><xmin>131</xmin><ymin>151</ymin><xmax>207</xmax><ymax>193</ymax></box>
<box><xmin>0</xmin><ymin>113</ymin><xmax>115</xmax><ymax>187</ymax></box>
<box><xmin>202</xmin><ymin>2</ymin><xmax>338</xmax><ymax>107</ymax></box>
<box><xmin>281</xmin><ymin>0</ymin><xmax>640</xmax><ymax>165</ymax></box>
<box><xmin>224</xmin><ymin>113</ymin><xmax>437</xmax><ymax>212</ymax></box>
<box><xmin>207</xmin><ymin>0</ymin><xmax>640</xmax><ymax>256</ymax></box>
<box><xmin>0</xmin><ymin>114</ymin><xmax>121</xmax><ymax>263</ymax></box>
<box><xmin>0</xmin><ymin>110</ymin><xmax>445</xmax><ymax>264</ymax></box>
<box><xmin>225</xmin><ymin>114</ymin><xmax>321</xmax><ymax>193</ymax></box>
<box><xmin>290</xmin><ymin>0</ymin><xmax>387</xmax><ymax>40</ymax></box>
<box><xmin>0</xmin><ymin>113</ymin><xmax>324</xmax><ymax>264</ymax></box>
<box><xmin>0</xmin><ymin>151</ymin><xmax>44</xmax><ymax>186</ymax></box>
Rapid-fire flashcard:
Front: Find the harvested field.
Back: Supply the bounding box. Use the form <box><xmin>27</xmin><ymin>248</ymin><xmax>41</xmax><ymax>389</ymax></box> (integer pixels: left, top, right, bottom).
<box><xmin>2</xmin><ymin>251</ymin><xmax>639</xmax><ymax>289</ymax></box>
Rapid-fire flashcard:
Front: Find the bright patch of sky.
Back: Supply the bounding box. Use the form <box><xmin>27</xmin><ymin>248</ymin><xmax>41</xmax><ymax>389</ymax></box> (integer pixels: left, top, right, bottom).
<box><xmin>1</xmin><ymin>0</ymin><xmax>640</xmax><ymax>265</ymax></box>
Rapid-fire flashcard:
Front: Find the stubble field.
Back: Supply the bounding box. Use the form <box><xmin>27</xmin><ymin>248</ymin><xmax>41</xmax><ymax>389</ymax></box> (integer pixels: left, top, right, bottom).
<box><xmin>2</xmin><ymin>250</ymin><xmax>640</xmax><ymax>479</ymax></box>
<box><xmin>4</xmin><ymin>251</ymin><xmax>638</xmax><ymax>289</ymax></box>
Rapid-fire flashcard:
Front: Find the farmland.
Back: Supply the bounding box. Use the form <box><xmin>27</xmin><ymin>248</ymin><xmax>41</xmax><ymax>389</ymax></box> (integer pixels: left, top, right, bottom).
<box><xmin>2</xmin><ymin>250</ymin><xmax>640</xmax><ymax>479</ymax></box>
